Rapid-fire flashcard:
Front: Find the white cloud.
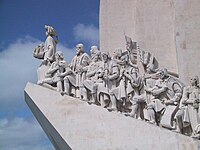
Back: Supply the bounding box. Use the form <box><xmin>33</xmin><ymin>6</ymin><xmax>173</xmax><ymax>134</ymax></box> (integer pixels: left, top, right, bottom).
<box><xmin>0</xmin><ymin>36</ymin><xmax>76</xmax><ymax>149</ymax></box>
<box><xmin>0</xmin><ymin>36</ymin><xmax>74</xmax><ymax>113</ymax></box>
<box><xmin>73</xmin><ymin>23</ymin><xmax>99</xmax><ymax>45</ymax></box>
<box><xmin>0</xmin><ymin>117</ymin><xmax>54</xmax><ymax>150</ymax></box>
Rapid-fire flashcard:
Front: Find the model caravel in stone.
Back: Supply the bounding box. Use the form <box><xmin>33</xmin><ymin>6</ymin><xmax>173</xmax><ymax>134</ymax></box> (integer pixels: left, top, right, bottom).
<box><xmin>34</xmin><ymin>25</ymin><xmax>200</xmax><ymax>139</ymax></box>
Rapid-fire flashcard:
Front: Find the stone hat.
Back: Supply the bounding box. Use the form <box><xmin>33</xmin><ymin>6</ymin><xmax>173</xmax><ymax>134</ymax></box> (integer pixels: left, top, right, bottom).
<box><xmin>45</xmin><ymin>25</ymin><xmax>57</xmax><ymax>36</ymax></box>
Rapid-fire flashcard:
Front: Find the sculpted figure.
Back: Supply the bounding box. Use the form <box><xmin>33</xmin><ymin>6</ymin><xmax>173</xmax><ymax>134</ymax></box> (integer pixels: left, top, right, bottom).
<box><xmin>57</xmin><ymin>64</ymin><xmax>76</xmax><ymax>96</ymax></box>
<box><xmin>146</xmin><ymin>69</ymin><xmax>183</xmax><ymax>125</ymax></box>
<box><xmin>176</xmin><ymin>76</ymin><xmax>200</xmax><ymax>137</ymax></box>
<box><xmin>43</xmin><ymin>25</ymin><xmax>58</xmax><ymax>64</ymax></box>
<box><xmin>90</xmin><ymin>45</ymin><xmax>99</xmax><ymax>58</ymax></box>
<box><xmin>82</xmin><ymin>50</ymin><xmax>104</xmax><ymax>103</ymax></box>
<box><xmin>102</xmin><ymin>52</ymin><xmax>120</xmax><ymax>111</ymax></box>
<box><xmin>129</xmin><ymin>65</ymin><xmax>156</xmax><ymax>120</ymax></box>
<box><xmin>33</xmin><ymin>25</ymin><xmax>58</xmax><ymax>81</ymax></box>
<box><xmin>38</xmin><ymin>51</ymin><xmax>66</xmax><ymax>92</ymax></box>
<box><xmin>69</xmin><ymin>43</ymin><xmax>91</xmax><ymax>98</ymax></box>
<box><xmin>112</xmin><ymin>49</ymin><xmax>127</xmax><ymax>104</ymax></box>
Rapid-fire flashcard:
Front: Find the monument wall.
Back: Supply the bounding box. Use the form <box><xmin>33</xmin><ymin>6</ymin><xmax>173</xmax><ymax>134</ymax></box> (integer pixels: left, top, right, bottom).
<box><xmin>100</xmin><ymin>0</ymin><xmax>137</xmax><ymax>52</ymax></box>
<box><xmin>175</xmin><ymin>0</ymin><xmax>200</xmax><ymax>84</ymax></box>
<box><xmin>100</xmin><ymin>0</ymin><xmax>200</xmax><ymax>83</ymax></box>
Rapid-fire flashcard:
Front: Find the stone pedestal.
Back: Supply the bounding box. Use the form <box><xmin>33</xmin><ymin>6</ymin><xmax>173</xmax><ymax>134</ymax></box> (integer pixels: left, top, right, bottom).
<box><xmin>24</xmin><ymin>83</ymin><xmax>200</xmax><ymax>150</ymax></box>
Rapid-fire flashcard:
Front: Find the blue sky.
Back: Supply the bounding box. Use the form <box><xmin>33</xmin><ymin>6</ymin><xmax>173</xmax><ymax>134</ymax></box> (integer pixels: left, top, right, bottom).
<box><xmin>0</xmin><ymin>0</ymin><xmax>99</xmax><ymax>149</ymax></box>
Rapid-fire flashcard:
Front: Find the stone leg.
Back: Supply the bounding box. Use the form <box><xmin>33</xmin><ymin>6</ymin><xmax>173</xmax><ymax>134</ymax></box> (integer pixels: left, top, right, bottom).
<box><xmin>100</xmin><ymin>94</ymin><xmax>106</xmax><ymax>107</ymax></box>
<box><xmin>63</xmin><ymin>78</ymin><xmax>70</xmax><ymax>95</ymax></box>
<box><xmin>147</xmin><ymin>108</ymin><xmax>156</xmax><ymax>124</ymax></box>
<box><xmin>130</xmin><ymin>95</ymin><xmax>145</xmax><ymax>119</ymax></box>
<box><xmin>56</xmin><ymin>81</ymin><xmax>63</xmax><ymax>92</ymax></box>
<box><xmin>90</xmin><ymin>93</ymin><xmax>96</xmax><ymax>103</ymax></box>
<box><xmin>82</xmin><ymin>88</ymin><xmax>88</xmax><ymax>101</ymax></box>
<box><xmin>130</xmin><ymin>103</ymin><xmax>138</xmax><ymax>118</ymax></box>
<box><xmin>110</xmin><ymin>93</ymin><xmax>117</xmax><ymax>111</ymax></box>
<box><xmin>175</xmin><ymin>109</ymin><xmax>184</xmax><ymax>134</ymax></box>
<box><xmin>90</xmin><ymin>85</ymin><xmax>97</xmax><ymax>103</ymax></box>
<box><xmin>38</xmin><ymin>78</ymin><xmax>53</xmax><ymax>85</ymax></box>
<box><xmin>147</xmin><ymin>102</ymin><xmax>156</xmax><ymax>124</ymax></box>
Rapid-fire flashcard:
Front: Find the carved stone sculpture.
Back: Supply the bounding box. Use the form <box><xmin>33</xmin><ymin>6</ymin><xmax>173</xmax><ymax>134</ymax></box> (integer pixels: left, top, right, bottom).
<box><xmin>69</xmin><ymin>43</ymin><xmax>91</xmax><ymax>98</ymax></box>
<box><xmin>43</xmin><ymin>25</ymin><xmax>58</xmax><ymax>64</ymax></box>
<box><xmin>33</xmin><ymin>25</ymin><xmax>58</xmax><ymax>82</ymax></box>
<box><xmin>38</xmin><ymin>51</ymin><xmax>66</xmax><ymax>92</ymax></box>
<box><xmin>145</xmin><ymin>68</ymin><xmax>184</xmax><ymax>126</ymax></box>
<box><xmin>101</xmin><ymin>52</ymin><xmax>120</xmax><ymax>111</ymax></box>
<box><xmin>32</xmin><ymin>25</ymin><xmax>200</xmax><ymax>139</ymax></box>
<box><xmin>82</xmin><ymin>50</ymin><xmax>103</xmax><ymax>103</ymax></box>
<box><xmin>176</xmin><ymin>76</ymin><xmax>200</xmax><ymax>138</ymax></box>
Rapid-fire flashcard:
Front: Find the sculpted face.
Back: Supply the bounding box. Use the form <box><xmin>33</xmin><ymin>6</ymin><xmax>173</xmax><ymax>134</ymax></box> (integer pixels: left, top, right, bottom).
<box><xmin>157</xmin><ymin>70</ymin><xmax>165</xmax><ymax>79</ymax></box>
<box><xmin>102</xmin><ymin>54</ymin><xmax>108</xmax><ymax>63</ymax></box>
<box><xmin>93</xmin><ymin>55</ymin><xmax>99</xmax><ymax>62</ymax></box>
<box><xmin>55</xmin><ymin>51</ymin><xmax>64</xmax><ymax>61</ymax></box>
<box><xmin>76</xmin><ymin>44</ymin><xmax>84</xmax><ymax>55</ymax></box>
<box><xmin>190</xmin><ymin>76</ymin><xmax>198</xmax><ymax>86</ymax></box>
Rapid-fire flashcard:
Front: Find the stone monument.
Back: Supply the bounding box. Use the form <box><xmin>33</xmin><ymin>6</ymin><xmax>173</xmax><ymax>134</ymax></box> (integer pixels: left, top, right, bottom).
<box><xmin>25</xmin><ymin>1</ymin><xmax>200</xmax><ymax>149</ymax></box>
<box><xmin>100</xmin><ymin>0</ymin><xmax>200</xmax><ymax>84</ymax></box>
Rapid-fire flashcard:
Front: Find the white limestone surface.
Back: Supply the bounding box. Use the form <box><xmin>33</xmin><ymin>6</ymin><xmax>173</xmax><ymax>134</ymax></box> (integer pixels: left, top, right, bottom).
<box><xmin>100</xmin><ymin>0</ymin><xmax>178</xmax><ymax>74</ymax></box>
<box><xmin>175</xmin><ymin>0</ymin><xmax>200</xmax><ymax>84</ymax></box>
<box><xmin>24</xmin><ymin>82</ymin><xmax>200</xmax><ymax>150</ymax></box>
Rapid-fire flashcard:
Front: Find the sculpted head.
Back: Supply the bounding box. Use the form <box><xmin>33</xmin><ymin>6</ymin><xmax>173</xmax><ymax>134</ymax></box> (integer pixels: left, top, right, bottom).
<box><xmin>93</xmin><ymin>51</ymin><xmax>101</xmax><ymax>62</ymax></box>
<box><xmin>157</xmin><ymin>68</ymin><xmax>168</xmax><ymax>79</ymax></box>
<box><xmin>113</xmin><ymin>48</ymin><xmax>122</xmax><ymax>59</ymax></box>
<box><xmin>76</xmin><ymin>43</ymin><xmax>84</xmax><ymax>55</ymax></box>
<box><xmin>55</xmin><ymin>51</ymin><xmax>64</xmax><ymax>61</ymax></box>
<box><xmin>190</xmin><ymin>76</ymin><xmax>199</xmax><ymax>86</ymax></box>
<box><xmin>102</xmin><ymin>52</ymin><xmax>111</xmax><ymax>63</ymax></box>
<box><xmin>45</xmin><ymin>25</ymin><xmax>57</xmax><ymax>37</ymax></box>
<box><xmin>90</xmin><ymin>45</ymin><xmax>99</xmax><ymax>57</ymax></box>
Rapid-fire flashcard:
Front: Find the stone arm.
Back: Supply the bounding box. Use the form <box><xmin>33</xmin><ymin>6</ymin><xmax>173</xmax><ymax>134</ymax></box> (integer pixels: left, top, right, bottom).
<box><xmin>82</xmin><ymin>54</ymin><xmax>91</xmax><ymax>67</ymax></box>
<box><xmin>46</xmin><ymin>63</ymin><xmax>59</xmax><ymax>75</ymax></box>
<box><xmin>86</xmin><ymin>67</ymin><xmax>98</xmax><ymax>78</ymax></box>
<box><xmin>59</xmin><ymin>67</ymin><xmax>74</xmax><ymax>77</ymax></box>
<box><xmin>124</xmin><ymin>71</ymin><xmax>140</xmax><ymax>87</ymax></box>
<box><xmin>123</xmin><ymin>70</ymin><xmax>134</xmax><ymax>81</ymax></box>
<box><xmin>151</xmin><ymin>85</ymin><xmax>168</xmax><ymax>97</ymax></box>
<box><xmin>108</xmin><ymin>66</ymin><xmax>120</xmax><ymax>80</ymax></box>
<box><xmin>170</xmin><ymin>83</ymin><xmax>183</xmax><ymax>103</ymax></box>
<box><xmin>68</xmin><ymin>59</ymin><xmax>74</xmax><ymax>70</ymax></box>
